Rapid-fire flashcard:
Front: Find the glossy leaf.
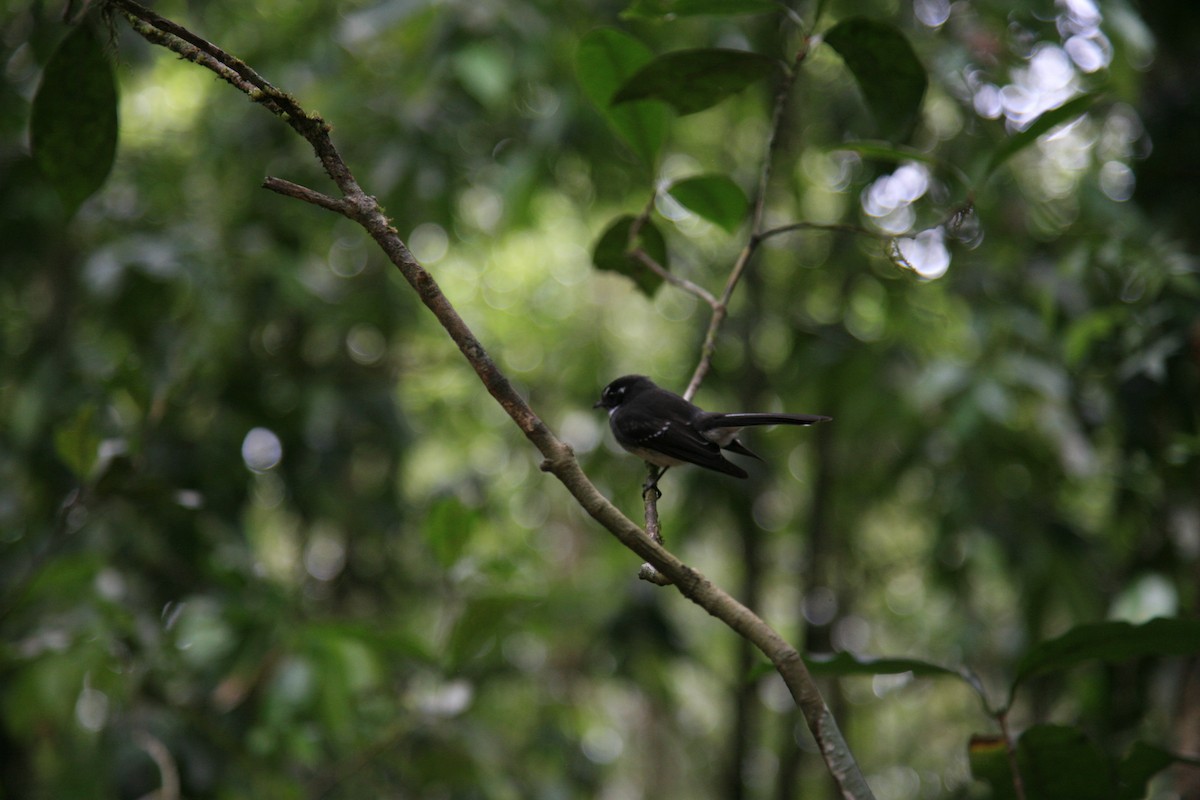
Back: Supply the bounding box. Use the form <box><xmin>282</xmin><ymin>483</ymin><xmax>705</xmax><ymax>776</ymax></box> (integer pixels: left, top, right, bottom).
<box><xmin>30</xmin><ymin>24</ymin><xmax>119</xmax><ymax>216</ymax></box>
<box><xmin>824</xmin><ymin>18</ymin><xmax>927</xmax><ymax>141</ymax></box>
<box><xmin>806</xmin><ymin>651</ymin><xmax>990</xmax><ymax>706</ymax></box>
<box><xmin>1012</xmin><ymin>617</ymin><xmax>1200</xmax><ymax>692</ymax></box>
<box><xmin>576</xmin><ymin>28</ymin><xmax>668</xmax><ymax>166</ymax></box>
<box><xmin>592</xmin><ymin>214</ymin><xmax>669</xmax><ymax>297</ymax></box>
<box><xmin>984</xmin><ymin>92</ymin><xmax>1101</xmax><ymax>178</ymax></box>
<box><xmin>667</xmin><ymin>174</ymin><xmax>748</xmax><ymax>232</ymax></box>
<box><xmin>621</xmin><ymin>0</ymin><xmax>780</xmax><ymax>19</ymax></box>
<box><xmin>805</xmin><ymin>651</ymin><xmax>968</xmax><ymax>680</ymax></box>
<box><xmin>612</xmin><ymin>49</ymin><xmax>779</xmax><ymax>116</ymax></box>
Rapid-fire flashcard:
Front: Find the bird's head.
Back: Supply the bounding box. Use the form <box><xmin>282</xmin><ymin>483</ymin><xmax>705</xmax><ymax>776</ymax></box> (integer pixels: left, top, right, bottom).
<box><xmin>594</xmin><ymin>374</ymin><xmax>655</xmax><ymax>411</ymax></box>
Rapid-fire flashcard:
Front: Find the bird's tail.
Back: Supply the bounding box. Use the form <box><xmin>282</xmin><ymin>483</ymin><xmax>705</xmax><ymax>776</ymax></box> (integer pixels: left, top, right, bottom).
<box><xmin>700</xmin><ymin>412</ymin><xmax>830</xmax><ymax>430</ymax></box>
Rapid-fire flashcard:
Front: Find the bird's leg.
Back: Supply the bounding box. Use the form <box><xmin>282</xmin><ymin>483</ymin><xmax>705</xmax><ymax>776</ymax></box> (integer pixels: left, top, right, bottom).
<box><xmin>638</xmin><ymin>464</ymin><xmax>672</xmax><ymax>585</ymax></box>
<box><xmin>641</xmin><ymin>464</ymin><xmax>667</xmax><ymax>501</ymax></box>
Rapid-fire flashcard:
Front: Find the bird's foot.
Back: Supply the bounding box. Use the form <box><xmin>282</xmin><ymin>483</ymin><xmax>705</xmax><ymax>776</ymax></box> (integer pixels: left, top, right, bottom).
<box><xmin>641</xmin><ymin>466</ymin><xmax>666</xmax><ymax>500</ymax></box>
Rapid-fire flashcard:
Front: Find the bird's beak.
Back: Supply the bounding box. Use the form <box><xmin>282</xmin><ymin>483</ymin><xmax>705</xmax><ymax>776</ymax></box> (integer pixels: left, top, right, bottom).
<box><xmin>592</xmin><ymin>400</ymin><xmax>604</xmax><ymax>409</ymax></box>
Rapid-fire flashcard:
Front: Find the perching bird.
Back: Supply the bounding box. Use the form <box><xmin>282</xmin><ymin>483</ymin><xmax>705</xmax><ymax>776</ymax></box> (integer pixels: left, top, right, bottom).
<box><xmin>594</xmin><ymin>374</ymin><xmax>830</xmax><ymax>479</ymax></box>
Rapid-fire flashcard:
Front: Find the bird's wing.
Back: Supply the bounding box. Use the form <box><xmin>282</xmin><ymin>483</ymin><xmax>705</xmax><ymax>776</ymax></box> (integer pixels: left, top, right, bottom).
<box><xmin>614</xmin><ymin>409</ymin><xmax>747</xmax><ymax>477</ymax></box>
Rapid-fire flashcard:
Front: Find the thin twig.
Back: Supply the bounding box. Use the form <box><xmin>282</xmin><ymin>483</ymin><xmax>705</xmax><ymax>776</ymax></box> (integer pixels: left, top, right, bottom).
<box><xmin>626</xmin><ymin>191</ymin><xmax>657</xmax><ymax>244</ymax></box>
<box><xmin>631</xmin><ymin>248</ymin><xmax>719</xmax><ymax>308</ymax></box>
<box><xmin>262</xmin><ymin>177</ymin><xmax>348</xmax><ymax>214</ymax></box>
<box><xmin>627</xmin><ymin>191</ymin><xmax>720</xmax><ymax>308</ymax></box>
<box><xmin>133</xmin><ymin>731</ymin><xmax>181</xmax><ymax>800</ymax></box>
<box><xmin>759</xmin><ymin>220</ymin><xmax>886</xmax><ymax>243</ymax></box>
<box><xmin>112</xmin><ymin>2</ymin><xmax>292</xmax><ymax>118</ymax></box>
<box><xmin>997</xmin><ymin>711</ymin><xmax>1028</xmax><ymax>800</ymax></box>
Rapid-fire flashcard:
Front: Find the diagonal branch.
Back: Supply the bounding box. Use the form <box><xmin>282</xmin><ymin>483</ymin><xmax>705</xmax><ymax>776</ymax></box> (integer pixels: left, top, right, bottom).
<box><xmin>626</xmin><ymin>193</ymin><xmax>720</xmax><ymax>309</ymax></box>
<box><xmin>107</xmin><ymin>6</ymin><xmax>874</xmax><ymax>797</ymax></box>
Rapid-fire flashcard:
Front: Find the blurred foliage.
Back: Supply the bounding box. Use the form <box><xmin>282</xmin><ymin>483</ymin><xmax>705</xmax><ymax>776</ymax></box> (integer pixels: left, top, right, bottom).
<box><xmin>2</xmin><ymin>0</ymin><xmax>1199</xmax><ymax>798</ymax></box>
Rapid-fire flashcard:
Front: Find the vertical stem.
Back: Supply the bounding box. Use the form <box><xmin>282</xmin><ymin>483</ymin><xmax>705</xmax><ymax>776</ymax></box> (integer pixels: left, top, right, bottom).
<box><xmin>997</xmin><ymin>711</ymin><xmax>1027</xmax><ymax>800</ymax></box>
<box><xmin>684</xmin><ymin>44</ymin><xmax>809</xmax><ymax>401</ymax></box>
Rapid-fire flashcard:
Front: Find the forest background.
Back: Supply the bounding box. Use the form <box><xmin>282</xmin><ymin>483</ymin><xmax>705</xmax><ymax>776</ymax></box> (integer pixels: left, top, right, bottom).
<box><xmin>2</xmin><ymin>0</ymin><xmax>1199</xmax><ymax>798</ymax></box>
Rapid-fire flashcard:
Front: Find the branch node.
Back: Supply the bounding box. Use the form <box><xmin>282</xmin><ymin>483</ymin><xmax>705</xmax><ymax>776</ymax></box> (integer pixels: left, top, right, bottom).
<box><xmin>261</xmin><ymin>176</ymin><xmax>348</xmax><ymax>215</ymax></box>
<box><xmin>638</xmin><ymin>563</ymin><xmax>673</xmax><ymax>585</ymax></box>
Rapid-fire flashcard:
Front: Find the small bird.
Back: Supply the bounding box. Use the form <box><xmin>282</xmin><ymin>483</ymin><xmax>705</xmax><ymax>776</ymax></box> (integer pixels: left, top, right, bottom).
<box><xmin>594</xmin><ymin>375</ymin><xmax>830</xmax><ymax>479</ymax></box>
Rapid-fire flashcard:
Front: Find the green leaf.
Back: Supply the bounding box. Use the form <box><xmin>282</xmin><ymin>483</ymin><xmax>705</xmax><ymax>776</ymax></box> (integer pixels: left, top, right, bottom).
<box><xmin>667</xmin><ymin>174</ymin><xmax>748</xmax><ymax>232</ymax></box>
<box><xmin>425</xmin><ymin>496</ymin><xmax>480</xmax><ymax>568</ymax></box>
<box><xmin>1012</xmin><ymin>617</ymin><xmax>1200</xmax><ymax>692</ymax></box>
<box><xmin>576</xmin><ymin>28</ymin><xmax>668</xmax><ymax>166</ymax></box>
<box><xmin>1017</xmin><ymin>725</ymin><xmax>1113</xmax><ymax>800</ymax></box>
<box><xmin>1063</xmin><ymin>307</ymin><xmax>1124</xmax><ymax>366</ymax></box>
<box><xmin>1117</xmin><ymin>742</ymin><xmax>1185</xmax><ymax>800</ymax></box>
<box><xmin>968</xmin><ymin>735</ymin><xmax>1018</xmax><ymax>800</ymax></box>
<box><xmin>976</xmin><ymin>726</ymin><xmax>1158</xmax><ymax>800</ymax></box>
<box><xmin>54</xmin><ymin>404</ymin><xmax>102</xmax><ymax>480</ymax></box>
<box><xmin>823</xmin><ymin>18</ymin><xmax>927</xmax><ymax>141</ymax></box>
<box><xmin>453</xmin><ymin>42</ymin><xmax>514</xmax><ymax>109</ymax></box>
<box><xmin>804</xmin><ymin>651</ymin><xmax>965</xmax><ymax>679</ymax></box>
<box><xmin>304</xmin><ymin>621</ymin><xmax>436</xmax><ymax>666</ymax></box>
<box><xmin>12</xmin><ymin>553</ymin><xmax>105</xmax><ymax>621</ymax></box>
<box><xmin>830</xmin><ymin>140</ymin><xmax>938</xmax><ymax>166</ymax></box>
<box><xmin>30</xmin><ymin>24</ymin><xmax>119</xmax><ymax>217</ymax></box>
<box><xmin>806</xmin><ymin>651</ymin><xmax>992</xmax><ymax>708</ymax></box>
<box><xmin>621</xmin><ymin>0</ymin><xmax>780</xmax><ymax>19</ymax></box>
<box><xmin>813</xmin><ymin>0</ymin><xmax>832</xmax><ymax>26</ymax></box>
<box><xmin>5</xmin><ymin>649</ymin><xmax>100</xmax><ymax>733</ymax></box>
<box><xmin>592</xmin><ymin>214</ymin><xmax>669</xmax><ymax>297</ymax></box>
<box><xmin>612</xmin><ymin>49</ymin><xmax>779</xmax><ymax>116</ymax></box>
<box><xmin>829</xmin><ymin>140</ymin><xmax>972</xmax><ymax>188</ymax></box>
<box><xmin>984</xmin><ymin>92</ymin><xmax>1101</xmax><ymax>178</ymax></box>
<box><xmin>445</xmin><ymin>593</ymin><xmax>536</xmax><ymax>668</ymax></box>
